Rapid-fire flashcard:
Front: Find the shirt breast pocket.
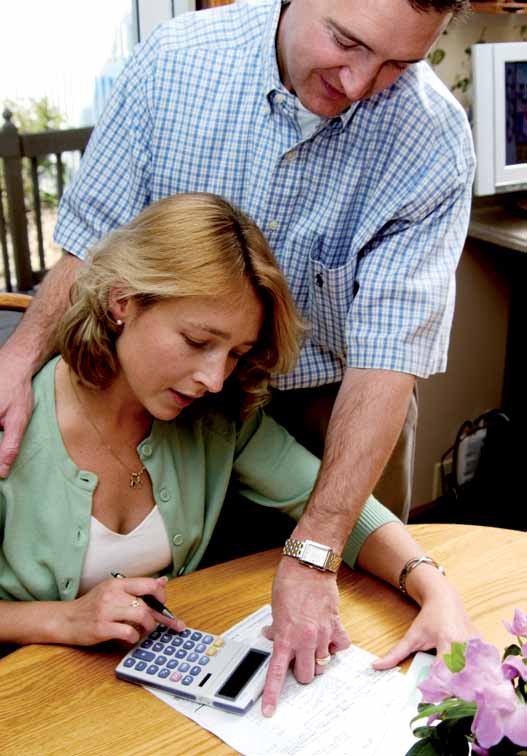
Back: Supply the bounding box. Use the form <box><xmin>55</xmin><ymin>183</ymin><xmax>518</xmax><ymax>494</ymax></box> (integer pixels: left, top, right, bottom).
<box><xmin>307</xmin><ymin>255</ymin><xmax>358</xmax><ymax>358</ymax></box>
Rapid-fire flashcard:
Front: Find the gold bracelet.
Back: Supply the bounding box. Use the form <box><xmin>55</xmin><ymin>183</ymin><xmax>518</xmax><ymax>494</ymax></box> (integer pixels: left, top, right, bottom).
<box><xmin>398</xmin><ymin>556</ymin><xmax>445</xmax><ymax>595</ymax></box>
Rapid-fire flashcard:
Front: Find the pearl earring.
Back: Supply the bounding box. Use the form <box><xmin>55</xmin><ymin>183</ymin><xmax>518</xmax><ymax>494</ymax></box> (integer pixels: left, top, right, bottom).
<box><xmin>116</xmin><ymin>319</ymin><xmax>123</xmax><ymax>326</ymax></box>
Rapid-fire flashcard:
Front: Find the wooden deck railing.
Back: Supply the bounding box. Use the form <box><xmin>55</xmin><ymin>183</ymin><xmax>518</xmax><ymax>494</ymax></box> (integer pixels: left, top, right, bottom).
<box><xmin>0</xmin><ymin>109</ymin><xmax>92</xmax><ymax>291</ymax></box>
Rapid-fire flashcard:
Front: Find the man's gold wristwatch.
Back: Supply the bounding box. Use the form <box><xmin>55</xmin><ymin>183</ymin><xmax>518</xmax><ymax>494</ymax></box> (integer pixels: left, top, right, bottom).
<box><xmin>283</xmin><ymin>538</ymin><xmax>342</xmax><ymax>573</ymax></box>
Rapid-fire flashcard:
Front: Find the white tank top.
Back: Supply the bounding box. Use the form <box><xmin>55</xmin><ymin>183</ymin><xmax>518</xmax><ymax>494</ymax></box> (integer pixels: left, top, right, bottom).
<box><xmin>78</xmin><ymin>506</ymin><xmax>172</xmax><ymax>595</ymax></box>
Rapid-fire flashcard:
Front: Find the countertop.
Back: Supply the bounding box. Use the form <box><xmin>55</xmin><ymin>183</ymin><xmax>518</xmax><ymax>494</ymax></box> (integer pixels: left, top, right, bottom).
<box><xmin>468</xmin><ymin>198</ymin><xmax>527</xmax><ymax>254</ymax></box>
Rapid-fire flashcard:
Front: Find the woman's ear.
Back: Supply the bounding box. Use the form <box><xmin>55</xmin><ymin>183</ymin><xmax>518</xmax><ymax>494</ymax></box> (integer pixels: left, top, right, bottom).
<box><xmin>108</xmin><ymin>286</ymin><xmax>130</xmax><ymax>324</ymax></box>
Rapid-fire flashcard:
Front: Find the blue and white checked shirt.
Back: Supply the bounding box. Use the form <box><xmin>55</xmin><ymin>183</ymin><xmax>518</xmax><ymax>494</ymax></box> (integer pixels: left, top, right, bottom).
<box><xmin>54</xmin><ymin>0</ymin><xmax>475</xmax><ymax>391</ymax></box>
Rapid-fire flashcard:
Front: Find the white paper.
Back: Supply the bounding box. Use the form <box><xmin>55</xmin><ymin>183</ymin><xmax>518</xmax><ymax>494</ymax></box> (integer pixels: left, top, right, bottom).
<box><xmin>373</xmin><ymin>651</ymin><xmax>436</xmax><ymax>756</ymax></box>
<box><xmin>146</xmin><ymin>605</ymin><xmax>432</xmax><ymax>756</ymax></box>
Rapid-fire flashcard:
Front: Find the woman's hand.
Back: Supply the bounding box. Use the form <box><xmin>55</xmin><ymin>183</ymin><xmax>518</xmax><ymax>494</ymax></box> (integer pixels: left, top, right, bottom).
<box><xmin>58</xmin><ymin>576</ymin><xmax>185</xmax><ymax>646</ymax></box>
<box><xmin>373</xmin><ymin>580</ymin><xmax>476</xmax><ymax>670</ymax></box>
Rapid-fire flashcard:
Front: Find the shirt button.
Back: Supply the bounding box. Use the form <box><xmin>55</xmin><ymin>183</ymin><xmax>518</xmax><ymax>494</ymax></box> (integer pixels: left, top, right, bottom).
<box><xmin>285</xmin><ymin>150</ymin><xmax>297</xmax><ymax>162</ymax></box>
<box><xmin>268</xmin><ymin>220</ymin><xmax>279</xmax><ymax>231</ymax></box>
<box><xmin>173</xmin><ymin>534</ymin><xmax>184</xmax><ymax>547</ymax></box>
<box><xmin>275</xmin><ymin>93</ymin><xmax>285</xmax><ymax>104</ymax></box>
<box><xmin>160</xmin><ymin>488</ymin><xmax>170</xmax><ymax>502</ymax></box>
<box><xmin>141</xmin><ymin>443</ymin><xmax>152</xmax><ymax>457</ymax></box>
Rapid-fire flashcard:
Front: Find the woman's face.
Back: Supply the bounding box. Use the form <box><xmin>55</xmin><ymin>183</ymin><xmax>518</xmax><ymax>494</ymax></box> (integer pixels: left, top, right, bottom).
<box><xmin>112</xmin><ymin>286</ymin><xmax>265</xmax><ymax>420</ymax></box>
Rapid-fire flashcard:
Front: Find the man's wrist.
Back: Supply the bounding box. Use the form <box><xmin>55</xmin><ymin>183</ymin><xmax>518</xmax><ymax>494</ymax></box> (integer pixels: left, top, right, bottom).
<box><xmin>283</xmin><ymin>537</ymin><xmax>342</xmax><ymax>573</ymax></box>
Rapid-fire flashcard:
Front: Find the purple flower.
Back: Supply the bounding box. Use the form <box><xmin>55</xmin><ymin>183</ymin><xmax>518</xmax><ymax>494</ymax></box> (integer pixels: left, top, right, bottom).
<box><xmin>418</xmin><ymin>636</ymin><xmax>527</xmax><ymax>749</ymax></box>
<box><xmin>472</xmin><ymin>679</ymin><xmax>524</xmax><ymax>747</ymax></box>
<box><xmin>503</xmin><ymin>608</ymin><xmax>527</xmax><ymax>638</ymax></box>
<box><xmin>418</xmin><ymin>657</ymin><xmax>456</xmax><ymax>703</ymax></box>
<box><xmin>450</xmin><ymin>639</ymin><xmax>504</xmax><ymax>702</ymax></box>
<box><xmin>502</xmin><ymin>655</ymin><xmax>527</xmax><ymax>682</ymax></box>
<box><xmin>471</xmin><ymin>745</ymin><xmax>489</xmax><ymax>756</ymax></box>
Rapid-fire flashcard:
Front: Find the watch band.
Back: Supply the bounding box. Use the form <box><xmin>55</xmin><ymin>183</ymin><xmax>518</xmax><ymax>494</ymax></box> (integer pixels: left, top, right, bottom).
<box><xmin>283</xmin><ymin>537</ymin><xmax>342</xmax><ymax>573</ymax></box>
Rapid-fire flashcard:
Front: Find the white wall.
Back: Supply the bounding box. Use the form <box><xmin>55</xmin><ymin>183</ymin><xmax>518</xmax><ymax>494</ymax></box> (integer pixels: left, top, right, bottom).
<box><xmin>135</xmin><ymin>0</ymin><xmax>194</xmax><ymax>42</ymax></box>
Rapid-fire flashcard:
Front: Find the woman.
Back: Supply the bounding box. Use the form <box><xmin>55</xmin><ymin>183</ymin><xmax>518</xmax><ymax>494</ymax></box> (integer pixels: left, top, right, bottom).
<box><xmin>0</xmin><ymin>193</ymin><xmax>471</xmax><ymax>659</ymax></box>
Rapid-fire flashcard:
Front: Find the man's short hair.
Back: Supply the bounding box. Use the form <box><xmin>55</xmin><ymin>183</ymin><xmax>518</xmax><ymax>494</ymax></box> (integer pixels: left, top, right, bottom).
<box><xmin>407</xmin><ymin>0</ymin><xmax>470</xmax><ymax>15</ymax></box>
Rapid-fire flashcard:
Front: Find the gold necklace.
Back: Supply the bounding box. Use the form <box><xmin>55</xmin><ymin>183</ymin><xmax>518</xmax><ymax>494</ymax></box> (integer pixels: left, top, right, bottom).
<box><xmin>68</xmin><ymin>370</ymin><xmax>147</xmax><ymax>490</ymax></box>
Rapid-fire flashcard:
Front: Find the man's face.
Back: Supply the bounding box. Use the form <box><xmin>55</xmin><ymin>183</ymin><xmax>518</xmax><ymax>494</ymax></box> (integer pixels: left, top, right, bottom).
<box><xmin>276</xmin><ymin>0</ymin><xmax>451</xmax><ymax>117</ymax></box>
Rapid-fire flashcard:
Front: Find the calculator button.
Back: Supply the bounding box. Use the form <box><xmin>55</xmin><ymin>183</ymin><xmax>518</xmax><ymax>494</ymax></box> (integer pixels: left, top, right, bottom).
<box><xmin>183</xmin><ymin>641</ymin><xmax>195</xmax><ymax>651</ymax></box>
<box><xmin>158</xmin><ymin>669</ymin><xmax>170</xmax><ymax>679</ymax></box>
<box><xmin>147</xmin><ymin>665</ymin><xmax>159</xmax><ymax>675</ymax></box>
<box><xmin>155</xmin><ymin>656</ymin><xmax>167</xmax><ymax>666</ymax></box>
<box><xmin>195</xmin><ymin>643</ymin><xmax>206</xmax><ymax>654</ymax></box>
<box><xmin>191</xmin><ymin>631</ymin><xmax>203</xmax><ymax>641</ymax></box>
<box><xmin>136</xmin><ymin>661</ymin><xmax>147</xmax><ymax>671</ymax></box>
<box><xmin>187</xmin><ymin>653</ymin><xmax>199</xmax><ymax>663</ymax></box>
<box><xmin>159</xmin><ymin>625</ymin><xmax>167</xmax><ymax>631</ymax></box>
<box><xmin>172</xmin><ymin>637</ymin><xmax>183</xmax><ymax>647</ymax></box>
<box><xmin>179</xmin><ymin>662</ymin><xmax>190</xmax><ymax>673</ymax></box>
<box><xmin>190</xmin><ymin>666</ymin><xmax>201</xmax><ymax>676</ymax></box>
<box><xmin>124</xmin><ymin>658</ymin><xmax>135</xmax><ymax>668</ymax></box>
<box><xmin>176</xmin><ymin>649</ymin><xmax>187</xmax><ymax>659</ymax></box>
<box><xmin>164</xmin><ymin>646</ymin><xmax>175</xmax><ymax>656</ymax></box>
<box><xmin>198</xmin><ymin>656</ymin><xmax>210</xmax><ymax>666</ymax></box>
<box><xmin>153</xmin><ymin>642</ymin><xmax>164</xmax><ymax>652</ymax></box>
<box><xmin>132</xmin><ymin>649</ymin><xmax>155</xmax><ymax>662</ymax></box>
<box><xmin>170</xmin><ymin>671</ymin><xmax>182</xmax><ymax>682</ymax></box>
<box><xmin>213</xmin><ymin>638</ymin><xmax>225</xmax><ymax>647</ymax></box>
<box><xmin>140</xmin><ymin>639</ymin><xmax>153</xmax><ymax>649</ymax></box>
<box><xmin>161</xmin><ymin>633</ymin><xmax>173</xmax><ymax>643</ymax></box>
<box><xmin>149</xmin><ymin>630</ymin><xmax>161</xmax><ymax>640</ymax></box>
<box><xmin>180</xmin><ymin>629</ymin><xmax>191</xmax><ymax>638</ymax></box>
<box><xmin>182</xmin><ymin>675</ymin><xmax>194</xmax><ymax>686</ymax></box>
<box><xmin>202</xmin><ymin>635</ymin><xmax>214</xmax><ymax>644</ymax></box>
<box><xmin>167</xmin><ymin>659</ymin><xmax>178</xmax><ymax>669</ymax></box>
<box><xmin>206</xmin><ymin>647</ymin><xmax>218</xmax><ymax>657</ymax></box>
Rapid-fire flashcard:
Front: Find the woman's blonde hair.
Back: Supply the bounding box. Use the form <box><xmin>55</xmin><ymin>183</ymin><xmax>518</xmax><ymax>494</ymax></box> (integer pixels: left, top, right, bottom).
<box><xmin>57</xmin><ymin>193</ymin><xmax>305</xmax><ymax>418</ymax></box>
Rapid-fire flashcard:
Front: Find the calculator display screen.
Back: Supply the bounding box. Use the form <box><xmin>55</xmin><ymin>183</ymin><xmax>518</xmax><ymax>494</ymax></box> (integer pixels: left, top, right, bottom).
<box><xmin>216</xmin><ymin>649</ymin><xmax>269</xmax><ymax>700</ymax></box>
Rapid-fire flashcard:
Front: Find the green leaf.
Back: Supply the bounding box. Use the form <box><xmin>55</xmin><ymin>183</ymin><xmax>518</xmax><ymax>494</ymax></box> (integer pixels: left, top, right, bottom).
<box><xmin>427</xmin><ymin>49</ymin><xmax>445</xmax><ymax>67</ymax></box>
<box><xmin>502</xmin><ymin>644</ymin><xmax>522</xmax><ymax>660</ymax></box>
<box><xmin>413</xmin><ymin>726</ymin><xmax>434</xmax><ymax>738</ymax></box>
<box><xmin>442</xmin><ymin>703</ymin><xmax>477</xmax><ymax>721</ymax></box>
<box><xmin>435</xmin><ymin>718</ymin><xmax>472</xmax><ymax>753</ymax></box>
<box><xmin>411</xmin><ymin>699</ymin><xmax>473</xmax><ymax>726</ymax></box>
<box><xmin>406</xmin><ymin>737</ymin><xmax>445</xmax><ymax>756</ymax></box>
<box><xmin>444</xmin><ymin>643</ymin><xmax>467</xmax><ymax>673</ymax></box>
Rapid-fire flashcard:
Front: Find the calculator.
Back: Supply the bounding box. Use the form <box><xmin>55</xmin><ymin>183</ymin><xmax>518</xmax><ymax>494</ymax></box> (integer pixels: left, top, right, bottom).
<box><xmin>115</xmin><ymin>624</ymin><xmax>271</xmax><ymax>714</ymax></box>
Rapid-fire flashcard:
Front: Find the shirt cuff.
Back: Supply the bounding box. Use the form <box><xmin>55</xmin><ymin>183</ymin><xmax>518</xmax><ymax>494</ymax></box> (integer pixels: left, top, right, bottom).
<box><xmin>342</xmin><ymin>496</ymin><xmax>399</xmax><ymax>568</ymax></box>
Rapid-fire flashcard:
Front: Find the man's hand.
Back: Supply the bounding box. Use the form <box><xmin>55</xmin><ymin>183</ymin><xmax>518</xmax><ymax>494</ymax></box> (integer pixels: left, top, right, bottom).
<box><xmin>0</xmin><ymin>352</ymin><xmax>33</xmax><ymax>477</ymax></box>
<box><xmin>261</xmin><ymin>557</ymin><xmax>350</xmax><ymax>716</ymax></box>
<box><xmin>0</xmin><ymin>253</ymin><xmax>82</xmax><ymax>478</ymax></box>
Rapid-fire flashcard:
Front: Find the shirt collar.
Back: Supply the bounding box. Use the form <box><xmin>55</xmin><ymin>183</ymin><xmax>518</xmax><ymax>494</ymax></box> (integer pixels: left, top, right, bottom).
<box><xmin>261</xmin><ymin>0</ymin><xmax>359</xmax><ymax>128</ymax></box>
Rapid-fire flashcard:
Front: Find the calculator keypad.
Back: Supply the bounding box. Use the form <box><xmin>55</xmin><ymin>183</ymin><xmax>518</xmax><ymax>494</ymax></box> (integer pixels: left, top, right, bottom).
<box><xmin>120</xmin><ymin>625</ymin><xmax>226</xmax><ymax>689</ymax></box>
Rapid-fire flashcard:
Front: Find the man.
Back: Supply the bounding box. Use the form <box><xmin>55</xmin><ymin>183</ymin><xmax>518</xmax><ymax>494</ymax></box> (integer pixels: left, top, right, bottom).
<box><xmin>0</xmin><ymin>0</ymin><xmax>474</xmax><ymax>715</ymax></box>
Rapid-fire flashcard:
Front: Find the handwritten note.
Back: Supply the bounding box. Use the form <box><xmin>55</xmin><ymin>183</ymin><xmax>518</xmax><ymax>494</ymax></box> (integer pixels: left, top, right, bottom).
<box><xmin>145</xmin><ymin>605</ymin><xmax>431</xmax><ymax>756</ymax></box>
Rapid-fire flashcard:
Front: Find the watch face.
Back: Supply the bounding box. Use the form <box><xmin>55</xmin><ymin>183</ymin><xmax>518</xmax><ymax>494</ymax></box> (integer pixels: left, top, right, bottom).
<box><xmin>301</xmin><ymin>542</ymin><xmax>328</xmax><ymax>569</ymax></box>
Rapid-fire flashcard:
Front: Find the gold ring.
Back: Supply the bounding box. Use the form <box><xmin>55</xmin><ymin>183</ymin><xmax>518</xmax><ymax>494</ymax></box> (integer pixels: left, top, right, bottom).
<box><xmin>130</xmin><ymin>599</ymin><xmax>141</xmax><ymax>608</ymax></box>
<box><xmin>315</xmin><ymin>655</ymin><xmax>332</xmax><ymax>666</ymax></box>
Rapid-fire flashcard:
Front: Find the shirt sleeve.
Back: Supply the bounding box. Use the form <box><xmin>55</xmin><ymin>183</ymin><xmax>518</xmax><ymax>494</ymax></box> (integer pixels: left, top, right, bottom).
<box><xmin>346</xmin><ymin>125</ymin><xmax>475</xmax><ymax>378</ymax></box>
<box><xmin>232</xmin><ymin>411</ymin><xmax>399</xmax><ymax>567</ymax></box>
<box><xmin>53</xmin><ymin>31</ymin><xmax>161</xmax><ymax>258</ymax></box>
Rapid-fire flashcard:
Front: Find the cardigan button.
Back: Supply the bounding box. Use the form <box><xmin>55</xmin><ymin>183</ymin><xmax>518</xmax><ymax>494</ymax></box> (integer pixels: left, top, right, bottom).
<box><xmin>160</xmin><ymin>488</ymin><xmax>170</xmax><ymax>502</ymax></box>
<box><xmin>172</xmin><ymin>534</ymin><xmax>184</xmax><ymax>547</ymax></box>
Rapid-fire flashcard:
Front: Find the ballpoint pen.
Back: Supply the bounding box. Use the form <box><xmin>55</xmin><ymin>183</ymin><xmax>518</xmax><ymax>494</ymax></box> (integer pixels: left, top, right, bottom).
<box><xmin>111</xmin><ymin>571</ymin><xmax>176</xmax><ymax>620</ymax></box>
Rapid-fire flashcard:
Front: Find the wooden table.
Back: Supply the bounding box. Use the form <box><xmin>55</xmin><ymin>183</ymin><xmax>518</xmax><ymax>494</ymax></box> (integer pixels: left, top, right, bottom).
<box><xmin>0</xmin><ymin>524</ymin><xmax>525</xmax><ymax>755</ymax></box>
